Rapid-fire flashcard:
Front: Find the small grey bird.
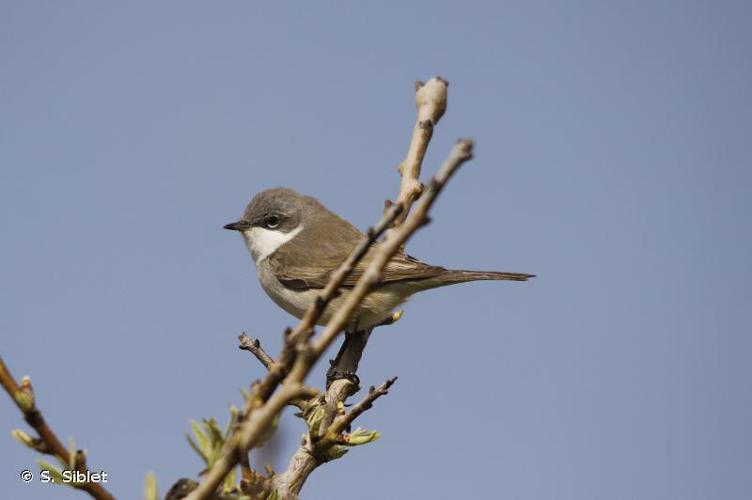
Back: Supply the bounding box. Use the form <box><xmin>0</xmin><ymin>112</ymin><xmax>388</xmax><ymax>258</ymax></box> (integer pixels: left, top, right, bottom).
<box><xmin>225</xmin><ymin>188</ymin><xmax>534</xmax><ymax>331</ymax></box>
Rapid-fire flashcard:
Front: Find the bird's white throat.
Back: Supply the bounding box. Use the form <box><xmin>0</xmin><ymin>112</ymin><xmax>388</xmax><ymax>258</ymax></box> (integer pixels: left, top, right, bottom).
<box><xmin>242</xmin><ymin>225</ymin><xmax>303</xmax><ymax>264</ymax></box>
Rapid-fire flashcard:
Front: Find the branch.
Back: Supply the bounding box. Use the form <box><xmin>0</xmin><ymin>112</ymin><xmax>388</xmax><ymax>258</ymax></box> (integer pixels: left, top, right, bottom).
<box><xmin>275</xmin><ymin>77</ymin><xmax>448</xmax><ymax>496</ymax></box>
<box><xmin>323</xmin><ymin>77</ymin><xmax>448</xmax><ymax>401</ymax></box>
<box><xmin>318</xmin><ymin>377</ymin><xmax>397</xmax><ymax>449</ymax></box>
<box><xmin>238</xmin><ymin>333</ymin><xmax>274</xmax><ymax>371</ymax></box>
<box><xmin>335</xmin><ymin>377</ymin><xmax>397</xmax><ymax>433</ymax></box>
<box><xmin>0</xmin><ymin>356</ymin><xmax>115</xmax><ymax>500</ymax></box>
<box><xmin>270</xmin><ymin>378</ymin><xmax>396</xmax><ymax>497</ymax></box>
<box><xmin>389</xmin><ymin>77</ymin><xmax>448</xmax><ymax>232</ymax></box>
<box><xmin>238</xmin><ymin>333</ymin><xmax>319</xmax><ymax>411</ymax></box>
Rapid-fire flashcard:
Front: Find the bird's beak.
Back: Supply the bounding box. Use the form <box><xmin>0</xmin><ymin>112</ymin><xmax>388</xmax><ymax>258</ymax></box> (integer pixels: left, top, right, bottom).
<box><xmin>223</xmin><ymin>221</ymin><xmax>251</xmax><ymax>231</ymax></box>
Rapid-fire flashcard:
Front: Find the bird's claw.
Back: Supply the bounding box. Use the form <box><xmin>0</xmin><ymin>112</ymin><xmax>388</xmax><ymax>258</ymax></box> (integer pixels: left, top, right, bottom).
<box><xmin>326</xmin><ymin>366</ymin><xmax>360</xmax><ymax>389</ymax></box>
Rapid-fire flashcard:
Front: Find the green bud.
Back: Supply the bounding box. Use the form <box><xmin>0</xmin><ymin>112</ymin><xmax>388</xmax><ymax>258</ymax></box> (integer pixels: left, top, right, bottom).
<box><xmin>224</xmin><ymin>407</ymin><xmax>238</xmax><ymax>439</ymax></box>
<box><xmin>189</xmin><ymin>421</ymin><xmax>211</xmax><ymax>458</ymax></box>
<box><xmin>144</xmin><ymin>471</ymin><xmax>159</xmax><ymax>500</ymax></box>
<box><xmin>345</xmin><ymin>428</ymin><xmax>381</xmax><ymax>446</ymax></box>
<box><xmin>204</xmin><ymin>418</ymin><xmax>224</xmax><ymax>446</ymax></box>
<box><xmin>37</xmin><ymin>459</ymin><xmax>72</xmax><ymax>488</ymax></box>
<box><xmin>14</xmin><ymin>391</ymin><xmax>34</xmax><ymax>413</ymax></box>
<box><xmin>222</xmin><ymin>467</ymin><xmax>236</xmax><ymax>494</ymax></box>
<box><xmin>11</xmin><ymin>429</ymin><xmax>34</xmax><ymax>448</ymax></box>
<box><xmin>67</xmin><ymin>438</ymin><xmax>78</xmax><ymax>469</ymax></box>
<box><xmin>240</xmin><ymin>387</ymin><xmax>251</xmax><ymax>401</ymax></box>
<box><xmin>307</xmin><ymin>407</ymin><xmax>325</xmax><ymax>436</ymax></box>
<box><xmin>326</xmin><ymin>445</ymin><xmax>349</xmax><ymax>460</ymax></box>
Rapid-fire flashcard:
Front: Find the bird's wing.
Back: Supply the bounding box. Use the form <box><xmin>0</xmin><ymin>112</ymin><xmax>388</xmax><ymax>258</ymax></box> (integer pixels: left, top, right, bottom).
<box><xmin>338</xmin><ymin>250</ymin><xmax>446</xmax><ymax>288</ymax></box>
<box><xmin>267</xmin><ymin>226</ymin><xmax>445</xmax><ymax>290</ymax></box>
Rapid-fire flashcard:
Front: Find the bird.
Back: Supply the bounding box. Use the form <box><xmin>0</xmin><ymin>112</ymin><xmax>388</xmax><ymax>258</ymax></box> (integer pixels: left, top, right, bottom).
<box><xmin>224</xmin><ymin>187</ymin><xmax>534</xmax><ymax>332</ymax></box>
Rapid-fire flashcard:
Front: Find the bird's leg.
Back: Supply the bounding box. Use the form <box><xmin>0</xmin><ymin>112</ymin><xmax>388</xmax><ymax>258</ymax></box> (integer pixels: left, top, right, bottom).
<box><xmin>325</xmin><ymin>328</ymin><xmax>373</xmax><ymax>390</ymax></box>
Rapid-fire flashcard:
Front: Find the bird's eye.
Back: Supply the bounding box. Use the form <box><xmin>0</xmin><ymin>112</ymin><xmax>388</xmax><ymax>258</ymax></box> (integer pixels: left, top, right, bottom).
<box><xmin>264</xmin><ymin>215</ymin><xmax>281</xmax><ymax>229</ymax></box>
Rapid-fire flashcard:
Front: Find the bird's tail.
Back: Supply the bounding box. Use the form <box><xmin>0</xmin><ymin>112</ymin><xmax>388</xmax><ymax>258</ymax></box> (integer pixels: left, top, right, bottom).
<box><xmin>440</xmin><ymin>269</ymin><xmax>535</xmax><ymax>283</ymax></box>
<box><xmin>408</xmin><ymin>268</ymin><xmax>535</xmax><ymax>292</ymax></box>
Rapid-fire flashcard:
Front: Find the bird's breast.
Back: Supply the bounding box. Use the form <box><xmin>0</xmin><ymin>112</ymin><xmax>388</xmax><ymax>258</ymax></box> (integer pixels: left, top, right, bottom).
<box><xmin>255</xmin><ymin>261</ymin><xmax>414</xmax><ymax>330</ymax></box>
<box><xmin>255</xmin><ymin>261</ymin><xmax>318</xmax><ymax>320</ymax></box>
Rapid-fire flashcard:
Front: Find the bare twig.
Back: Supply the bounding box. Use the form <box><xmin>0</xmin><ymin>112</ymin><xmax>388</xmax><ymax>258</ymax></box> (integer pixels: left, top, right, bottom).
<box><xmin>0</xmin><ymin>356</ymin><xmax>115</xmax><ymax>500</ymax></box>
<box><xmin>389</xmin><ymin>76</ymin><xmax>448</xmax><ymax>232</ymax></box>
<box><xmin>318</xmin><ymin>377</ymin><xmax>397</xmax><ymax>450</ymax></box>
<box><xmin>336</xmin><ymin>377</ymin><xmax>397</xmax><ymax>433</ymax></box>
<box><xmin>321</xmin><ymin>77</ymin><xmax>448</xmax><ymax>398</ymax></box>
<box><xmin>237</xmin><ymin>334</ymin><xmax>319</xmax><ymax>412</ymax></box>
<box><xmin>278</xmin><ymin>77</ymin><xmax>449</xmax><ymax>496</ymax></box>
<box><xmin>238</xmin><ymin>333</ymin><xmax>274</xmax><ymax>371</ymax></box>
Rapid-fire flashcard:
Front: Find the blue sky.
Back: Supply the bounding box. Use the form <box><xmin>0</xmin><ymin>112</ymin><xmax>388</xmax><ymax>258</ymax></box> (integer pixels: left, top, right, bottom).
<box><xmin>1</xmin><ymin>2</ymin><xmax>751</xmax><ymax>499</ymax></box>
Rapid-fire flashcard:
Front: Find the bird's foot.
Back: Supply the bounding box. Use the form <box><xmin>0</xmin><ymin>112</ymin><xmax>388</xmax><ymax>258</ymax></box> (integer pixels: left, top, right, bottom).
<box><xmin>326</xmin><ymin>364</ymin><xmax>360</xmax><ymax>389</ymax></box>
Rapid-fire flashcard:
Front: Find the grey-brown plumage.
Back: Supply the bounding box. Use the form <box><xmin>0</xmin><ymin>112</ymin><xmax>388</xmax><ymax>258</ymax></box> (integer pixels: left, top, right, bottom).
<box><xmin>225</xmin><ymin>188</ymin><xmax>534</xmax><ymax>329</ymax></box>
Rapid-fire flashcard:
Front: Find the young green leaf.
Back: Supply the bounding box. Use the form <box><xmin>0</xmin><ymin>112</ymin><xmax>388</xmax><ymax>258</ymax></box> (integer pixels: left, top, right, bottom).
<box><xmin>67</xmin><ymin>437</ymin><xmax>77</xmax><ymax>469</ymax></box>
<box><xmin>37</xmin><ymin>459</ymin><xmax>72</xmax><ymax>488</ymax></box>
<box><xmin>11</xmin><ymin>429</ymin><xmax>34</xmax><ymax>449</ymax></box>
<box><xmin>326</xmin><ymin>445</ymin><xmax>349</xmax><ymax>460</ymax></box>
<box><xmin>221</xmin><ymin>466</ymin><xmax>237</xmax><ymax>494</ymax></box>
<box><xmin>144</xmin><ymin>471</ymin><xmax>159</xmax><ymax>500</ymax></box>
<box><xmin>345</xmin><ymin>428</ymin><xmax>381</xmax><ymax>446</ymax></box>
<box><xmin>189</xmin><ymin>421</ymin><xmax>210</xmax><ymax>459</ymax></box>
<box><xmin>185</xmin><ymin>433</ymin><xmax>209</xmax><ymax>464</ymax></box>
<box><xmin>204</xmin><ymin>418</ymin><xmax>224</xmax><ymax>446</ymax></box>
